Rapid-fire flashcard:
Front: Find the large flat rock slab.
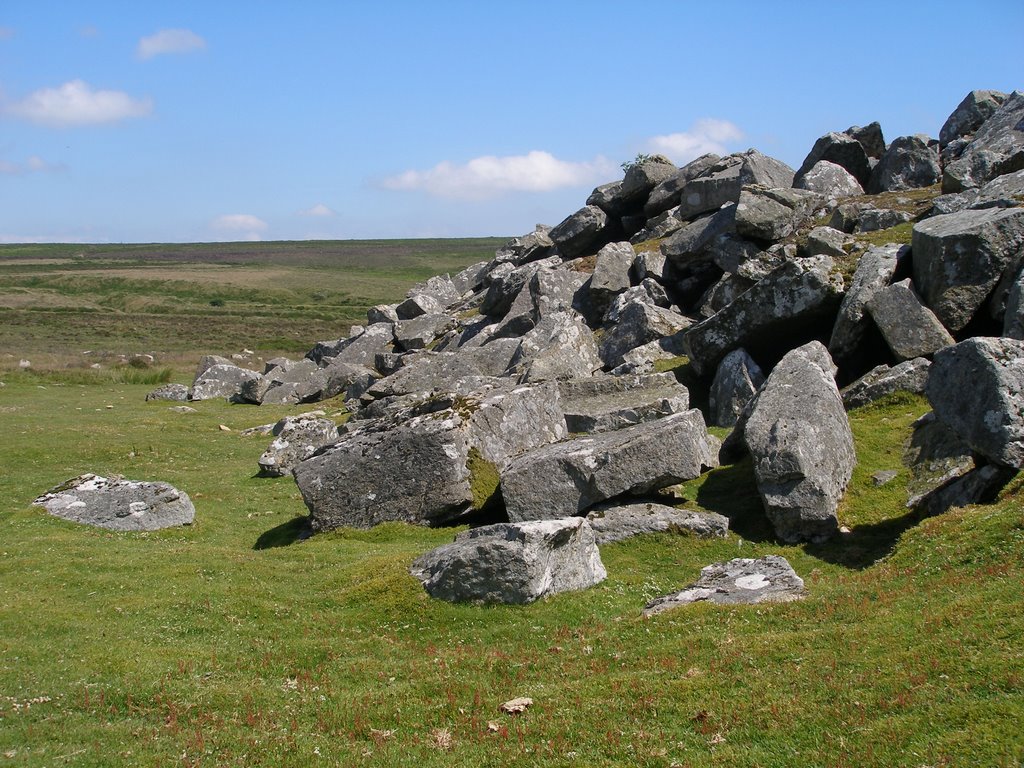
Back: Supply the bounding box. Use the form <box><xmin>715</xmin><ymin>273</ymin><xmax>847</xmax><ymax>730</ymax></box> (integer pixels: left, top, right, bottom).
<box><xmin>34</xmin><ymin>474</ymin><xmax>195</xmax><ymax>531</ymax></box>
<box><xmin>643</xmin><ymin>556</ymin><xmax>805</xmax><ymax>616</ymax></box>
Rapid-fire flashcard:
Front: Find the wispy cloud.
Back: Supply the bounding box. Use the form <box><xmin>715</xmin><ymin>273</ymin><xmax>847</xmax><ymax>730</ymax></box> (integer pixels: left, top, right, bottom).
<box><xmin>4</xmin><ymin>80</ymin><xmax>152</xmax><ymax>127</ymax></box>
<box><xmin>299</xmin><ymin>203</ymin><xmax>335</xmax><ymax>217</ymax></box>
<box><xmin>137</xmin><ymin>28</ymin><xmax>206</xmax><ymax>60</ymax></box>
<box><xmin>211</xmin><ymin>214</ymin><xmax>268</xmax><ymax>241</ymax></box>
<box><xmin>380</xmin><ymin>150</ymin><xmax>617</xmax><ymax>200</ymax></box>
<box><xmin>0</xmin><ymin>155</ymin><xmax>66</xmax><ymax>175</ymax></box>
<box><xmin>645</xmin><ymin>119</ymin><xmax>744</xmax><ymax>164</ymax></box>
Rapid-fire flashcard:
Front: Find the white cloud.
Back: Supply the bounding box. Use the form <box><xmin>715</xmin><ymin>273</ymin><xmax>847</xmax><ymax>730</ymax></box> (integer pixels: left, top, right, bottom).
<box><xmin>137</xmin><ymin>28</ymin><xmax>206</xmax><ymax>60</ymax></box>
<box><xmin>645</xmin><ymin>119</ymin><xmax>745</xmax><ymax>164</ymax></box>
<box><xmin>4</xmin><ymin>80</ymin><xmax>152</xmax><ymax>127</ymax></box>
<box><xmin>0</xmin><ymin>155</ymin><xmax>65</xmax><ymax>175</ymax></box>
<box><xmin>211</xmin><ymin>214</ymin><xmax>268</xmax><ymax>241</ymax></box>
<box><xmin>300</xmin><ymin>203</ymin><xmax>335</xmax><ymax>217</ymax></box>
<box><xmin>380</xmin><ymin>150</ymin><xmax>617</xmax><ymax>200</ymax></box>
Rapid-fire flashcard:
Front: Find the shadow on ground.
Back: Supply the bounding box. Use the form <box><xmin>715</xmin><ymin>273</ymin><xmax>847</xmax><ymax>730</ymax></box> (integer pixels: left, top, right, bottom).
<box><xmin>255</xmin><ymin>515</ymin><xmax>312</xmax><ymax>550</ymax></box>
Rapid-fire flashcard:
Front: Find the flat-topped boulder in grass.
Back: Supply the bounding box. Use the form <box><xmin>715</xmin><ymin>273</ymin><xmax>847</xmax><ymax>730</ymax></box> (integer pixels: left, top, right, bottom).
<box><xmin>190</xmin><ymin>363</ymin><xmax>262</xmax><ymax>401</ymax></box>
<box><xmin>643</xmin><ymin>555</ymin><xmax>805</xmax><ymax>616</ymax></box>
<box><xmin>558</xmin><ymin>372</ymin><xmax>690</xmax><ymax>434</ymax></box>
<box><xmin>34</xmin><ymin>473</ymin><xmax>195</xmax><ymax>531</ymax></box>
<box><xmin>585</xmin><ymin>502</ymin><xmax>728</xmax><ymax>545</ymax></box>
<box><xmin>410</xmin><ymin>517</ymin><xmax>606</xmax><ymax>605</ymax></box>
<box><xmin>258</xmin><ymin>413</ymin><xmax>339</xmax><ymax>477</ymax></box>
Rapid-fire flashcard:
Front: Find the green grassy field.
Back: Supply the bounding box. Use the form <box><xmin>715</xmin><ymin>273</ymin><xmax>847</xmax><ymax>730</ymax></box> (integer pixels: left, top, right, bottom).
<box><xmin>0</xmin><ymin>239</ymin><xmax>503</xmax><ymax>369</ymax></box>
<box><xmin>0</xmin><ymin>241</ymin><xmax>1022</xmax><ymax>766</ymax></box>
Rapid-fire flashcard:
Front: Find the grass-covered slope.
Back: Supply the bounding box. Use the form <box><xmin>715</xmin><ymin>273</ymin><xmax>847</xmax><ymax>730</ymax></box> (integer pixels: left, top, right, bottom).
<box><xmin>1</xmin><ymin>371</ymin><xmax>1021</xmax><ymax>766</ymax></box>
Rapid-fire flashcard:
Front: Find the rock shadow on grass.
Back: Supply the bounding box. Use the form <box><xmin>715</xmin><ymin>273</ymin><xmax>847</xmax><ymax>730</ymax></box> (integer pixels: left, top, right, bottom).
<box><xmin>254</xmin><ymin>515</ymin><xmax>312</xmax><ymax>549</ymax></box>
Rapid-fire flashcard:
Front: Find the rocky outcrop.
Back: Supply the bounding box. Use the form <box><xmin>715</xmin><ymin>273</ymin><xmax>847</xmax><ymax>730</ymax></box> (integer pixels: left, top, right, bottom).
<box><xmin>795</xmin><ymin>131</ymin><xmax>871</xmax><ymax>188</ymax></box>
<box><xmin>643</xmin><ymin>556</ymin><xmax>805</xmax><ymax>615</ymax></box>
<box><xmin>146</xmin><ymin>383</ymin><xmax>189</xmax><ymax>402</ymax></box>
<box><xmin>942</xmin><ymin>91</ymin><xmax>1024</xmax><ymax>193</ymax></box>
<box><xmin>868</xmin><ymin>135</ymin><xmax>940</xmax><ymax>193</ymax></box>
<box><xmin>794</xmin><ymin>160</ymin><xmax>864</xmax><ymax>198</ymax></box>
<box><xmin>410</xmin><ymin>517</ymin><xmax>606</xmax><ymax>604</ymax></box>
<box><xmin>840</xmin><ymin>358</ymin><xmax>930</xmax><ymax>410</ymax></box>
<box><xmin>558</xmin><ymin>373</ymin><xmax>691</xmax><ymax>434</ymax></box>
<box><xmin>34</xmin><ymin>474</ymin><xmax>195</xmax><ymax>531</ymax></box>
<box><xmin>708</xmin><ymin>348</ymin><xmax>765</xmax><ymax>428</ymax></box>
<box><xmin>828</xmin><ymin>244</ymin><xmax>906</xmax><ymax>365</ymax></box>
<box><xmin>743</xmin><ymin>342</ymin><xmax>855</xmax><ymax>543</ymax></box>
<box><xmin>190</xmin><ymin>363</ymin><xmax>262</xmax><ymax>401</ymax></box>
<box><xmin>903</xmin><ymin>412</ymin><xmax>977</xmax><ymax>509</ymax></box>
<box><xmin>865</xmin><ymin>279</ymin><xmax>955</xmax><ymax>361</ymax></box>
<box><xmin>926</xmin><ymin>337</ymin><xmax>1024</xmax><ymax>469</ymax></box>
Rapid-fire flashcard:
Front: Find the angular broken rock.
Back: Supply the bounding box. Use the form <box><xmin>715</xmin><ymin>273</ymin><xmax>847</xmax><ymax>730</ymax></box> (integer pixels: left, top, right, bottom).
<box><xmin>683</xmin><ymin>256</ymin><xmax>845</xmax><ymax>377</ymax></box>
<box><xmin>258</xmin><ymin>413</ymin><xmax>339</xmax><ymax>477</ymax></box>
<box><xmin>939</xmin><ymin>89</ymin><xmax>1007</xmax><ymax>149</ymax></box>
<box><xmin>589</xmin><ymin>241</ymin><xmax>635</xmax><ymax>312</ymax></box>
<box><xmin>913</xmin><ymin>464</ymin><xmax>1018</xmax><ymax>517</ymax></box>
<box><xmin>558</xmin><ymin>372</ymin><xmax>690</xmax><ymax>434</ymax></box>
<box><xmin>903</xmin><ymin>411</ymin><xmax>977</xmax><ymax>509</ymax></box>
<box><xmin>501</xmin><ymin>410</ymin><xmax>719</xmax><ymax>522</ymax></box>
<box><xmin>794</xmin><ymin>131</ymin><xmax>871</xmax><ymax>188</ymax></box>
<box><xmin>926</xmin><ymin>337</ymin><xmax>1024</xmax><ymax>469</ymax></box>
<box><xmin>409</xmin><ymin>518</ymin><xmax>606</xmax><ymax>604</ymax></box>
<box><xmin>146</xmin><ymin>383</ymin><xmax>189</xmax><ymax>402</ymax></box>
<box><xmin>867</xmin><ymin>134</ymin><xmax>940</xmax><ymax>193</ymax></box>
<box><xmin>743</xmin><ymin>342</ymin><xmax>855</xmax><ymax>543</ymax></box>
<box><xmin>942</xmin><ymin>90</ymin><xmax>1024</xmax><ymax>193</ymax></box>
<box><xmin>33</xmin><ymin>473</ymin><xmax>195</xmax><ymax>531</ymax></box>
<box><xmin>828</xmin><ymin>243</ymin><xmax>905</xmax><ymax>365</ymax></box>
<box><xmin>585</xmin><ymin>502</ymin><xmax>728</xmax><ymax>545</ymax></box>
<box><xmin>549</xmin><ymin>205</ymin><xmax>611</xmax><ymax>258</ymax></box>
<box><xmin>190</xmin><ymin>363</ymin><xmax>262</xmax><ymax>401</ymax></box>
<box><xmin>840</xmin><ymin>358</ymin><xmax>930</xmax><ymax>410</ymax></box>
<box><xmin>911</xmin><ymin>207</ymin><xmax>1024</xmax><ymax>333</ymax></box>
<box><xmin>708</xmin><ymin>348</ymin><xmax>765</xmax><ymax>428</ymax></box>
<box><xmin>294</xmin><ymin>382</ymin><xmax>567</xmax><ymax>530</ymax></box>
<box><xmin>793</xmin><ymin>160</ymin><xmax>864</xmax><ymax>198</ymax></box>
<box><xmin>597</xmin><ymin>301</ymin><xmax>692</xmax><ymax>370</ymax></box>
<box><xmin>865</xmin><ymin>279</ymin><xmax>955</xmax><ymax>361</ymax></box>
<box><xmin>643</xmin><ymin>556</ymin><xmax>805</xmax><ymax>616</ymax></box>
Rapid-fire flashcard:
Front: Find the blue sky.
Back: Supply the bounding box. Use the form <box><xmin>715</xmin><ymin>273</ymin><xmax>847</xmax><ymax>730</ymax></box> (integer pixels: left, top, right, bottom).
<box><xmin>1</xmin><ymin>1</ymin><xmax>1022</xmax><ymax>243</ymax></box>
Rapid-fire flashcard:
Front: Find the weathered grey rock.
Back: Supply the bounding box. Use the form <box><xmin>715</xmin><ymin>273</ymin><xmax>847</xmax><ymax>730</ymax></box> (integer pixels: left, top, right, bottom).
<box><xmin>675</xmin><ymin>163</ymin><xmax>744</xmax><ymax>221</ymax></box>
<box><xmin>508</xmin><ymin>311</ymin><xmax>602</xmax><ymax>382</ymax></box>
<box><xmin>619</xmin><ymin>158</ymin><xmax>678</xmax><ymax>211</ymax></box>
<box><xmin>501</xmin><ymin>410</ymin><xmax>719</xmax><ymax>522</ymax></box>
<box><xmin>396</xmin><ymin>292</ymin><xmax>444</xmax><ymax>320</ymax></box>
<box><xmin>707</xmin><ymin>234</ymin><xmax>763</xmax><ymax>274</ymax></box>
<box><xmin>828</xmin><ymin>201</ymin><xmax>870</xmax><ymax>233</ymax></box>
<box><xmin>971</xmin><ymin>168</ymin><xmax>1024</xmax><ymax>209</ymax></box>
<box><xmin>806</xmin><ymin>226</ymin><xmax>852</xmax><ymax>258</ymax></box>
<box><xmin>1005</xmin><ymin>268</ymin><xmax>1024</xmax><ymax>339</ymax></box>
<box><xmin>735</xmin><ymin>149</ymin><xmax>797</xmax><ymax>189</ymax></box>
<box><xmin>643</xmin><ymin>556</ymin><xmax>805</xmax><ymax>615</ymax></box>
<box><xmin>296</xmin><ymin>382</ymin><xmax>567</xmax><ymax>529</ymax></box>
<box><xmin>846</xmin><ymin>122</ymin><xmax>886</xmax><ymax>160</ymax></box>
<box><xmin>146</xmin><ymin>383</ymin><xmax>189</xmax><ymax>402</ymax></box>
<box><xmin>586</xmin><ymin>502</ymin><xmax>728</xmax><ymax>545</ymax></box>
<box><xmin>367</xmin><ymin>304</ymin><xmax>400</xmax><ymax>326</ymax></box>
<box><xmin>409</xmin><ymin>518</ymin><xmax>606</xmax><ymax>604</ymax></box>
<box><xmin>194</xmin><ymin>354</ymin><xmax>234</xmax><ymax>380</ymax></box>
<box><xmin>926</xmin><ymin>337</ymin><xmax>1024</xmax><ymax>468</ymax></box>
<box><xmin>903</xmin><ymin>412</ymin><xmax>978</xmax><ymax>508</ymax></box>
<box><xmin>930</xmin><ymin>191</ymin><xmax>978</xmax><ymax>216</ymax></box>
<box><xmin>868</xmin><ymin>134</ymin><xmax>940</xmax><ymax>193</ymax></box>
<box><xmin>603</xmin><ymin>280</ymin><xmax>670</xmax><ymax>324</ymax></box>
<box><xmin>913</xmin><ymin>464</ymin><xmax>1018</xmax><ymax>517</ymax></box>
<box><xmin>169</xmin><ymin>405</ymin><xmax>197</xmax><ymax>414</ymax></box>
<box><xmin>866</xmin><ymin>279</ymin><xmax>955</xmax><ymax>361</ymax></box>
<box><xmin>366</xmin><ymin>344</ymin><xmax>519</xmax><ymax>399</ymax></box>
<box><xmin>709</xmin><ymin>348</ymin><xmax>765</xmax><ymax>428</ymax></box>
<box><xmin>307</xmin><ymin>323</ymin><xmax>395</xmax><ymax>367</ymax></box>
<box><xmin>559</xmin><ymin>372</ymin><xmax>690</xmax><ymax>434</ymax></box>
<box><xmin>940</xmin><ymin>90</ymin><xmax>1007</xmax><ymax>149</ymax></box>
<box><xmin>795</xmin><ymin>131</ymin><xmax>872</xmax><ymax>187</ymax></box>
<box><xmin>598</xmin><ymin>301</ymin><xmax>692</xmax><ymax>369</ymax></box>
<box><xmin>587</xmin><ymin>181</ymin><xmax>626</xmax><ymax>216</ymax></box>
<box><xmin>549</xmin><ymin>205</ymin><xmax>611</xmax><ymax>258</ymax></box>
<box><xmin>743</xmin><ymin>342</ymin><xmax>855</xmax><ymax>543</ymax></box>
<box><xmin>854</xmin><ymin>208</ymin><xmax>913</xmax><ymax>233</ymax></box>
<box><xmin>872</xmin><ymin>470</ymin><xmax>899</xmax><ymax>487</ymax></box>
<box><xmin>735</xmin><ymin>185</ymin><xmax>819</xmax><ymax>242</ymax></box>
<box><xmin>33</xmin><ymin>473</ymin><xmax>195</xmax><ymax>531</ymax></box>
<box><xmin>493</xmin><ymin>226</ymin><xmax>554</xmax><ymax>267</ymax></box>
<box><xmin>480</xmin><ymin>257</ymin><xmax>560</xmax><ymax>319</ymax></box>
<box><xmin>317</xmin><ymin>360</ymin><xmax>376</xmax><ymax>401</ymax></box>
<box><xmin>589</xmin><ymin>242</ymin><xmax>635</xmax><ymax>310</ymax></box>
<box><xmin>190</xmin><ymin>363</ymin><xmax>262</xmax><ymax>401</ymax></box>
<box><xmin>258</xmin><ymin>414</ymin><xmax>339</xmax><ymax>477</ymax></box>
<box><xmin>911</xmin><ymin>207</ymin><xmax>1024</xmax><ymax>332</ymax></box>
<box><xmin>943</xmin><ymin>91</ymin><xmax>1024</xmax><ymax>193</ymax></box>
<box><xmin>661</xmin><ymin>205</ymin><xmax>737</xmax><ymax>264</ymax></box>
<box><xmin>794</xmin><ymin>160</ymin><xmax>864</xmax><ymax>198</ymax></box>
<box><xmin>829</xmin><ymin>244</ymin><xmax>905</xmax><ymax>363</ymax></box>
<box><xmin>644</xmin><ymin>154</ymin><xmax>722</xmax><ymax>217</ymax></box>
<box><xmin>634</xmin><ymin>248</ymin><xmax>669</xmax><ymax>282</ymax></box>
<box><xmin>840</xmin><ymin>358</ymin><xmax>931</xmax><ymax>410</ymax></box>
<box><xmin>683</xmin><ymin>256</ymin><xmax>846</xmax><ymax>377</ymax></box>
<box><xmin>630</xmin><ymin>207</ymin><xmax>685</xmax><ymax>244</ymax></box>
<box><xmin>394</xmin><ymin>313</ymin><xmax>455</xmax><ymax>352</ymax></box>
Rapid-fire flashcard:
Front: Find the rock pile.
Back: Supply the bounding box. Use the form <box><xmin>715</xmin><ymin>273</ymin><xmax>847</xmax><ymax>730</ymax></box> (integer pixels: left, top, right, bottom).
<box><xmin>144</xmin><ymin>89</ymin><xmax>1023</xmax><ymax>606</ymax></box>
